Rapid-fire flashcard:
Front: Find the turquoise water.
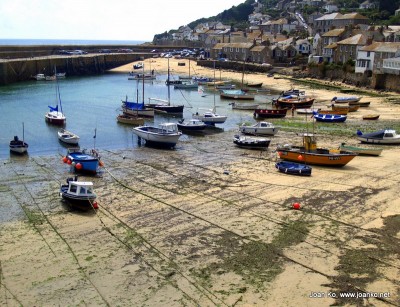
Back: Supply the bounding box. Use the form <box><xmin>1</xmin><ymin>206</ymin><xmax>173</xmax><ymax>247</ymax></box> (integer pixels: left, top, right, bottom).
<box><xmin>0</xmin><ymin>72</ymin><xmax>277</xmax><ymax>159</ymax></box>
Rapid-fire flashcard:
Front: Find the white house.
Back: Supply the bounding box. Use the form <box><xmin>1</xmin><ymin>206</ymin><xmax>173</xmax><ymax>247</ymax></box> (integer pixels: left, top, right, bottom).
<box><xmin>296</xmin><ymin>38</ymin><xmax>312</xmax><ymax>55</ymax></box>
<box><xmin>356</xmin><ymin>42</ymin><xmax>400</xmax><ymax>73</ymax></box>
<box><xmin>383</xmin><ymin>57</ymin><xmax>400</xmax><ymax>74</ymax></box>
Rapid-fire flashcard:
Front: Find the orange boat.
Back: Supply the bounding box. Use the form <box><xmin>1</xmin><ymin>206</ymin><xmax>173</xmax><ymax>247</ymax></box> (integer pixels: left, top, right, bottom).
<box><xmin>277</xmin><ymin>134</ymin><xmax>357</xmax><ymax>167</ymax></box>
<box><xmin>332</xmin><ymin>104</ymin><xmax>359</xmax><ymax>112</ymax></box>
<box><xmin>362</xmin><ymin>114</ymin><xmax>380</xmax><ymax>120</ymax></box>
<box><xmin>275</xmin><ymin>97</ymin><xmax>314</xmax><ymax>109</ymax></box>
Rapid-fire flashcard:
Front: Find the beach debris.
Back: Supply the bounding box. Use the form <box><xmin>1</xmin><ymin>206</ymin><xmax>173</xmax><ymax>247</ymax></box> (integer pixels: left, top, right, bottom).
<box><xmin>292</xmin><ymin>202</ymin><xmax>301</xmax><ymax>210</ymax></box>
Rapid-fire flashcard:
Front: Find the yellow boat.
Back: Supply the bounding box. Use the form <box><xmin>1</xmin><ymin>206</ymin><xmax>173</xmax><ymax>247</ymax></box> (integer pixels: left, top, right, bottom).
<box><xmin>277</xmin><ymin>134</ymin><xmax>357</xmax><ymax>167</ymax></box>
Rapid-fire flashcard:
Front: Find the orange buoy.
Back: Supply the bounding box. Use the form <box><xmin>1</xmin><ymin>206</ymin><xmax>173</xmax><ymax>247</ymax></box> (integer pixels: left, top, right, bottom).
<box><xmin>62</xmin><ymin>156</ymin><xmax>68</xmax><ymax>163</ymax></box>
<box><xmin>93</xmin><ymin>202</ymin><xmax>99</xmax><ymax>209</ymax></box>
<box><xmin>75</xmin><ymin>163</ymin><xmax>82</xmax><ymax>170</ymax></box>
<box><xmin>99</xmin><ymin>161</ymin><xmax>104</xmax><ymax>167</ymax></box>
<box><xmin>297</xmin><ymin>155</ymin><xmax>304</xmax><ymax>161</ymax></box>
<box><xmin>67</xmin><ymin>159</ymin><xmax>72</xmax><ymax>165</ymax></box>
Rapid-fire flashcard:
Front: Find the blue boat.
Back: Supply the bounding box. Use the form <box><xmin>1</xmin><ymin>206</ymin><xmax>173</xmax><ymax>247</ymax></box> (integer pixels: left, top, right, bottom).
<box><xmin>312</xmin><ymin>111</ymin><xmax>347</xmax><ymax>123</ymax></box>
<box><xmin>66</xmin><ymin>148</ymin><xmax>100</xmax><ymax>174</ymax></box>
<box><xmin>275</xmin><ymin>161</ymin><xmax>312</xmax><ymax>176</ymax></box>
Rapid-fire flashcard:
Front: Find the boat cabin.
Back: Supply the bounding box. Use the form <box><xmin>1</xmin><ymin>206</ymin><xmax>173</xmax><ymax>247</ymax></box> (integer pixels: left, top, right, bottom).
<box><xmin>66</xmin><ymin>179</ymin><xmax>95</xmax><ymax>197</ymax></box>
<box><xmin>301</xmin><ymin>133</ymin><xmax>317</xmax><ymax>151</ymax></box>
<box><xmin>159</xmin><ymin>123</ymin><xmax>179</xmax><ymax>133</ymax></box>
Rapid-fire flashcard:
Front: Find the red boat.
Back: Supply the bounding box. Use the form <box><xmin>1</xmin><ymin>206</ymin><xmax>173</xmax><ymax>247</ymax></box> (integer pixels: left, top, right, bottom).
<box><xmin>275</xmin><ymin>97</ymin><xmax>314</xmax><ymax>109</ymax></box>
<box><xmin>254</xmin><ymin>108</ymin><xmax>287</xmax><ymax>118</ymax></box>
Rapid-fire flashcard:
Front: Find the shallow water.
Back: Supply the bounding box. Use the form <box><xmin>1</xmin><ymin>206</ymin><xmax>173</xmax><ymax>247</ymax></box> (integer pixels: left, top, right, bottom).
<box><xmin>0</xmin><ymin>72</ymin><xmax>277</xmax><ymax>159</ymax></box>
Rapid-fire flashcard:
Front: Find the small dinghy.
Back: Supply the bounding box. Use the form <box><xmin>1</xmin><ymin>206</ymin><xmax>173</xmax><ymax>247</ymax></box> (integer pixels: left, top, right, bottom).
<box><xmin>60</xmin><ymin>176</ymin><xmax>98</xmax><ymax>210</ymax></box>
<box><xmin>233</xmin><ymin>135</ymin><xmax>270</xmax><ymax>149</ymax></box>
<box><xmin>362</xmin><ymin>114</ymin><xmax>379</xmax><ymax>120</ymax></box>
<box><xmin>275</xmin><ymin>161</ymin><xmax>312</xmax><ymax>176</ymax></box>
<box><xmin>58</xmin><ymin>128</ymin><xmax>80</xmax><ymax>145</ymax></box>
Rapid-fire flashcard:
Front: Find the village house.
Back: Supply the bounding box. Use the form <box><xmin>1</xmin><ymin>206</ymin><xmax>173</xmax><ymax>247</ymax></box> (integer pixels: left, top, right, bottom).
<box><xmin>296</xmin><ymin>38</ymin><xmax>312</xmax><ymax>55</ymax></box>
<box><xmin>319</xmin><ymin>28</ymin><xmax>347</xmax><ymax>56</ymax></box>
<box><xmin>332</xmin><ymin>13</ymin><xmax>369</xmax><ymax>30</ymax></box>
<box><xmin>216</xmin><ymin>42</ymin><xmax>256</xmax><ymax>61</ymax></box>
<box><xmin>355</xmin><ymin>42</ymin><xmax>400</xmax><ymax>73</ymax></box>
<box><xmin>335</xmin><ymin>33</ymin><xmax>367</xmax><ymax>63</ymax></box>
<box><xmin>383</xmin><ymin>57</ymin><xmax>400</xmax><ymax>75</ymax></box>
<box><xmin>249</xmin><ymin>45</ymin><xmax>271</xmax><ymax>64</ymax></box>
<box><xmin>313</xmin><ymin>12</ymin><xmax>342</xmax><ymax>35</ymax></box>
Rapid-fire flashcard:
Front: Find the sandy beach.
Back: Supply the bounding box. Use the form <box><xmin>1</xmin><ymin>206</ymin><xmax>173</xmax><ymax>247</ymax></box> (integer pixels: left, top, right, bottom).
<box><xmin>1</xmin><ymin>58</ymin><xmax>399</xmax><ymax>306</ymax></box>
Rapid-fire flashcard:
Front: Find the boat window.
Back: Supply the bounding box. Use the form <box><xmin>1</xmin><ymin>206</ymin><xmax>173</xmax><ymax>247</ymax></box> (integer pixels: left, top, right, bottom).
<box><xmin>69</xmin><ymin>185</ymin><xmax>77</xmax><ymax>193</ymax></box>
<box><xmin>80</xmin><ymin>186</ymin><xmax>87</xmax><ymax>194</ymax></box>
<box><xmin>87</xmin><ymin>187</ymin><xmax>93</xmax><ymax>194</ymax></box>
<box><xmin>384</xmin><ymin>133</ymin><xmax>393</xmax><ymax>137</ymax></box>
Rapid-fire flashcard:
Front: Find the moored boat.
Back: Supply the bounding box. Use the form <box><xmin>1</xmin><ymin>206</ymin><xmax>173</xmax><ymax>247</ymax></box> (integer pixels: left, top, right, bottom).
<box><xmin>177</xmin><ymin>119</ymin><xmax>207</xmax><ymax>131</ymax></box>
<box><xmin>9</xmin><ymin>123</ymin><xmax>28</xmax><ymax>154</ymax></box>
<box><xmin>318</xmin><ymin>109</ymin><xmax>348</xmax><ymax>115</ymax></box>
<box><xmin>220</xmin><ymin>89</ymin><xmax>255</xmax><ymax>100</ymax></box>
<box><xmin>231</xmin><ymin>102</ymin><xmax>259</xmax><ymax>110</ymax></box>
<box><xmin>356</xmin><ymin>129</ymin><xmax>400</xmax><ymax>145</ymax></box>
<box><xmin>58</xmin><ymin>128</ymin><xmax>80</xmax><ymax>145</ymax></box>
<box><xmin>296</xmin><ymin>108</ymin><xmax>321</xmax><ymax>115</ymax></box>
<box><xmin>312</xmin><ymin>112</ymin><xmax>347</xmax><ymax>123</ymax></box>
<box><xmin>233</xmin><ymin>135</ymin><xmax>270</xmax><ymax>149</ymax></box>
<box><xmin>362</xmin><ymin>114</ymin><xmax>379</xmax><ymax>120</ymax></box>
<box><xmin>60</xmin><ymin>176</ymin><xmax>97</xmax><ymax>210</ymax></box>
<box><xmin>277</xmin><ymin>133</ymin><xmax>357</xmax><ymax>166</ymax></box>
<box><xmin>254</xmin><ymin>108</ymin><xmax>287</xmax><ymax>119</ymax></box>
<box><xmin>117</xmin><ymin>114</ymin><xmax>145</xmax><ymax>125</ymax></box>
<box><xmin>332</xmin><ymin>104</ymin><xmax>359</xmax><ymax>112</ymax></box>
<box><xmin>331</xmin><ymin>96</ymin><xmax>361</xmax><ymax>103</ymax></box>
<box><xmin>339</xmin><ymin>143</ymin><xmax>382</xmax><ymax>156</ymax></box>
<box><xmin>65</xmin><ymin>148</ymin><xmax>101</xmax><ymax>173</ymax></box>
<box><xmin>240</xmin><ymin>121</ymin><xmax>279</xmax><ymax>136</ymax></box>
<box><xmin>193</xmin><ymin>108</ymin><xmax>227</xmax><ymax>125</ymax></box>
<box><xmin>132</xmin><ymin>123</ymin><xmax>182</xmax><ymax>148</ymax></box>
<box><xmin>275</xmin><ymin>161</ymin><xmax>312</xmax><ymax>176</ymax></box>
<box><xmin>275</xmin><ymin>96</ymin><xmax>314</xmax><ymax>109</ymax></box>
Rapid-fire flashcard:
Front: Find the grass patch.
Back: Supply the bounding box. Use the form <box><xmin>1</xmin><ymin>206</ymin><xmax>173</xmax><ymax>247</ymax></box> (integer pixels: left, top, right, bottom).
<box><xmin>191</xmin><ymin>219</ymin><xmax>310</xmax><ymax>290</ymax></box>
<box><xmin>22</xmin><ymin>205</ymin><xmax>45</xmax><ymax>225</ymax></box>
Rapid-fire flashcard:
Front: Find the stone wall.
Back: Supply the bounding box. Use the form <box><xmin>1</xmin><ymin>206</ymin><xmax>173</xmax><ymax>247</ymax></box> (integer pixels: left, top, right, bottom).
<box><xmin>0</xmin><ymin>53</ymin><xmax>147</xmax><ymax>85</ymax></box>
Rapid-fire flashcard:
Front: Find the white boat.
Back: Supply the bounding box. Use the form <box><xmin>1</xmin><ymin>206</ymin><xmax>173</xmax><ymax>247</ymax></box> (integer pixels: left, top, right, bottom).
<box><xmin>193</xmin><ymin>108</ymin><xmax>227</xmax><ymax>125</ymax></box>
<box><xmin>33</xmin><ymin>73</ymin><xmax>46</xmax><ymax>81</ymax></box>
<box><xmin>357</xmin><ymin>129</ymin><xmax>400</xmax><ymax>145</ymax></box>
<box><xmin>10</xmin><ymin>123</ymin><xmax>28</xmax><ymax>154</ymax></box>
<box><xmin>296</xmin><ymin>108</ymin><xmax>320</xmax><ymax>114</ymax></box>
<box><xmin>231</xmin><ymin>102</ymin><xmax>259</xmax><ymax>110</ymax></box>
<box><xmin>45</xmin><ymin>66</ymin><xmax>66</xmax><ymax>125</ymax></box>
<box><xmin>332</xmin><ymin>96</ymin><xmax>361</xmax><ymax>103</ymax></box>
<box><xmin>128</xmin><ymin>73</ymin><xmax>156</xmax><ymax>80</ymax></box>
<box><xmin>58</xmin><ymin>128</ymin><xmax>80</xmax><ymax>145</ymax></box>
<box><xmin>240</xmin><ymin>121</ymin><xmax>279</xmax><ymax>136</ymax></box>
<box><xmin>56</xmin><ymin>72</ymin><xmax>66</xmax><ymax>78</ymax></box>
<box><xmin>132</xmin><ymin>123</ymin><xmax>182</xmax><ymax>148</ymax></box>
<box><xmin>60</xmin><ymin>176</ymin><xmax>97</xmax><ymax>210</ymax></box>
<box><xmin>174</xmin><ymin>81</ymin><xmax>198</xmax><ymax>89</ymax></box>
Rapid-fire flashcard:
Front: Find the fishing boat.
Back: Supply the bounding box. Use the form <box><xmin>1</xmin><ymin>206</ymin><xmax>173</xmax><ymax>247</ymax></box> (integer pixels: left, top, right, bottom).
<box><xmin>45</xmin><ymin>66</ymin><xmax>66</xmax><ymax>125</ymax></box>
<box><xmin>177</xmin><ymin>119</ymin><xmax>207</xmax><ymax>131</ymax></box>
<box><xmin>275</xmin><ymin>96</ymin><xmax>314</xmax><ymax>109</ymax></box>
<box><xmin>32</xmin><ymin>73</ymin><xmax>46</xmax><ymax>81</ymax></box>
<box><xmin>254</xmin><ymin>108</ymin><xmax>287</xmax><ymax>119</ymax></box>
<box><xmin>277</xmin><ymin>133</ymin><xmax>358</xmax><ymax>167</ymax></box>
<box><xmin>132</xmin><ymin>123</ymin><xmax>182</xmax><ymax>148</ymax></box>
<box><xmin>65</xmin><ymin>148</ymin><xmax>100</xmax><ymax>173</ymax></box>
<box><xmin>122</xmin><ymin>100</ymin><xmax>155</xmax><ymax>117</ymax></box>
<box><xmin>116</xmin><ymin>114</ymin><xmax>145</xmax><ymax>125</ymax></box>
<box><xmin>339</xmin><ymin>143</ymin><xmax>382</xmax><ymax>156</ymax></box>
<box><xmin>331</xmin><ymin>96</ymin><xmax>361</xmax><ymax>103</ymax></box>
<box><xmin>356</xmin><ymin>129</ymin><xmax>400</xmax><ymax>145</ymax></box>
<box><xmin>58</xmin><ymin>128</ymin><xmax>80</xmax><ymax>145</ymax></box>
<box><xmin>230</xmin><ymin>102</ymin><xmax>259</xmax><ymax>110</ymax></box>
<box><xmin>233</xmin><ymin>135</ymin><xmax>270</xmax><ymax>149</ymax></box>
<box><xmin>220</xmin><ymin>89</ymin><xmax>255</xmax><ymax>100</ymax></box>
<box><xmin>9</xmin><ymin>123</ymin><xmax>28</xmax><ymax>154</ymax></box>
<box><xmin>60</xmin><ymin>176</ymin><xmax>97</xmax><ymax>210</ymax></box>
<box><xmin>362</xmin><ymin>114</ymin><xmax>379</xmax><ymax>120</ymax></box>
<box><xmin>275</xmin><ymin>161</ymin><xmax>312</xmax><ymax>176</ymax></box>
<box><xmin>312</xmin><ymin>112</ymin><xmax>347</xmax><ymax>123</ymax></box>
<box><xmin>240</xmin><ymin>121</ymin><xmax>279</xmax><ymax>136</ymax></box>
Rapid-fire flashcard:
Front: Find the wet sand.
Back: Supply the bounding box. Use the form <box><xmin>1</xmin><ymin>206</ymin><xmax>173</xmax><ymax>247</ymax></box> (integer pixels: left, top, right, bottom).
<box><xmin>1</xmin><ymin>58</ymin><xmax>400</xmax><ymax>306</ymax></box>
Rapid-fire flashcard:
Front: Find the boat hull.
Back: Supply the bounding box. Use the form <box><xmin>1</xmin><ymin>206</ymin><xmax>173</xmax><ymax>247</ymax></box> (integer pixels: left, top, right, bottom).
<box><xmin>254</xmin><ymin>109</ymin><xmax>287</xmax><ymax>118</ymax></box>
<box><xmin>231</xmin><ymin>102</ymin><xmax>259</xmax><ymax>110</ymax></box>
<box><xmin>357</xmin><ymin>137</ymin><xmax>400</xmax><ymax>145</ymax></box>
<box><xmin>67</xmin><ymin>151</ymin><xmax>100</xmax><ymax>173</ymax></box>
<box><xmin>9</xmin><ymin>144</ymin><xmax>28</xmax><ymax>154</ymax></box>
<box><xmin>60</xmin><ymin>187</ymin><xmax>96</xmax><ymax>210</ymax></box>
<box><xmin>220</xmin><ymin>93</ymin><xmax>255</xmax><ymax>100</ymax></box>
<box><xmin>45</xmin><ymin>112</ymin><xmax>66</xmax><ymax>125</ymax></box>
<box><xmin>123</xmin><ymin>107</ymin><xmax>154</xmax><ymax>118</ymax></box>
<box><xmin>277</xmin><ymin>147</ymin><xmax>357</xmax><ymax>166</ymax></box>
<box><xmin>339</xmin><ymin>144</ymin><xmax>382</xmax><ymax>156</ymax></box>
<box><xmin>275</xmin><ymin>161</ymin><xmax>312</xmax><ymax>176</ymax></box>
<box><xmin>233</xmin><ymin>136</ymin><xmax>270</xmax><ymax>149</ymax></box>
<box><xmin>117</xmin><ymin>114</ymin><xmax>145</xmax><ymax>125</ymax></box>
<box><xmin>133</xmin><ymin>126</ymin><xmax>181</xmax><ymax>147</ymax></box>
<box><xmin>153</xmin><ymin>105</ymin><xmax>184</xmax><ymax>113</ymax></box>
<box><xmin>313</xmin><ymin>113</ymin><xmax>347</xmax><ymax>123</ymax></box>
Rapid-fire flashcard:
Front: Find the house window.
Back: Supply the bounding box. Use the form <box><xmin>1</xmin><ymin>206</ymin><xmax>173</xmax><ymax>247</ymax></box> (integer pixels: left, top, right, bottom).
<box><xmin>230</xmin><ymin>48</ymin><xmax>233</xmax><ymax>52</ymax></box>
<box><xmin>367</xmin><ymin>51</ymin><xmax>370</xmax><ymax>57</ymax></box>
<box><xmin>236</xmin><ymin>48</ymin><xmax>239</xmax><ymax>52</ymax></box>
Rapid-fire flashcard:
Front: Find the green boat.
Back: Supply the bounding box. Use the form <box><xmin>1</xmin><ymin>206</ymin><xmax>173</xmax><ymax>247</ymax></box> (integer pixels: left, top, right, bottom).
<box><xmin>339</xmin><ymin>143</ymin><xmax>382</xmax><ymax>156</ymax></box>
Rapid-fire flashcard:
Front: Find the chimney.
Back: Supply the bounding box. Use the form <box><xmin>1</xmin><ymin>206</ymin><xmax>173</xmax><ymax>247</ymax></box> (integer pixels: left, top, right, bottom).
<box><xmin>366</xmin><ymin>37</ymin><xmax>373</xmax><ymax>45</ymax></box>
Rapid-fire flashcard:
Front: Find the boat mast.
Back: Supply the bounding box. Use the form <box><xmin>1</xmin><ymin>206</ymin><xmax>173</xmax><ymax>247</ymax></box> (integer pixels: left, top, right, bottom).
<box><xmin>213</xmin><ymin>60</ymin><xmax>216</xmax><ymax>112</ymax></box>
<box><xmin>22</xmin><ymin>122</ymin><xmax>25</xmax><ymax>143</ymax></box>
<box><xmin>167</xmin><ymin>57</ymin><xmax>171</xmax><ymax>105</ymax></box>
<box><xmin>55</xmin><ymin>66</ymin><xmax>63</xmax><ymax>114</ymax></box>
<box><xmin>142</xmin><ymin>64</ymin><xmax>145</xmax><ymax>103</ymax></box>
